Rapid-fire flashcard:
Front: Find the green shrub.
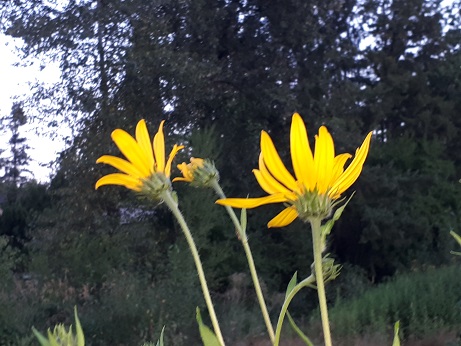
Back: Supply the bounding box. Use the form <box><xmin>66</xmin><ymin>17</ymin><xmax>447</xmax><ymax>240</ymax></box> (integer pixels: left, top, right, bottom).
<box><xmin>329</xmin><ymin>265</ymin><xmax>461</xmax><ymax>339</ymax></box>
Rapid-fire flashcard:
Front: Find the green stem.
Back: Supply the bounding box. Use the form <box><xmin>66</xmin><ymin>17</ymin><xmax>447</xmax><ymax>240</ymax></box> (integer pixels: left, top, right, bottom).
<box><xmin>212</xmin><ymin>181</ymin><xmax>275</xmax><ymax>344</ymax></box>
<box><xmin>310</xmin><ymin>217</ymin><xmax>333</xmax><ymax>346</ymax></box>
<box><xmin>162</xmin><ymin>189</ymin><xmax>226</xmax><ymax>346</ymax></box>
<box><xmin>274</xmin><ymin>276</ymin><xmax>316</xmax><ymax>346</ymax></box>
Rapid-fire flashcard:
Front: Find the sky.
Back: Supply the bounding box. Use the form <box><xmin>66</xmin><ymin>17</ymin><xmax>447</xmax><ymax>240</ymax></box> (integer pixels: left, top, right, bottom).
<box><xmin>0</xmin><ymin>35</ymin><xmax>64</xmax><ymax>183</ymax></box>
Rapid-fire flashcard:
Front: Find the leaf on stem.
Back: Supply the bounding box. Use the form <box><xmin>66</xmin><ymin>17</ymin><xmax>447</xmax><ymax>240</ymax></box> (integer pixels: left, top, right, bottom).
<box><xmin>196</xmin><ymin>307</ymin><xmax>221</xmax><ymax>346</ymax></box>
<box><xmin>286</xmin><ymin>311</ymin><xmax>314</xmax><ymax>346</ymax></box>
<box><xmin>285</xmin><ymin>272</ymin><xmax>298</xmax><ymax>299</ymax></box>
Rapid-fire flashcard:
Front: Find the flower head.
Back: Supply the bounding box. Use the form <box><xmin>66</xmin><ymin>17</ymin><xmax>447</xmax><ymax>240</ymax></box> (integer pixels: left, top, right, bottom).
<box><xmin>95</xmin><ymin>120</ymin><xmax>184</xmax><ymax>196</ymax></box>
<box><xmin>216</xmin><ymin>113</ymin><xmax>372</xmax><ymax>227</ymax></box>
<box><xmin>173</xmin><ymin>157</ymin><xmax>220</xmax><ymax>187</ymax></box>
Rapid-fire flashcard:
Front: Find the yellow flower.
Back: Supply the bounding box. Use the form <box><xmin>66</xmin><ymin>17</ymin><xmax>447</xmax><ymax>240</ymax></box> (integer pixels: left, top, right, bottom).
<box><xmin>173</xmin><ymin>158</ymin><xmax>220</xmax><ymax>187</ymax></box>
<box><xmin>174</xmin><ymin>158</ymin><xmax>205</xmax><ymax>183</ymax></box>
<box><xmin>95</xmin><ymin>120</ymin><xmax>184</xmax><ymax>193</ymax></box>
<box><xmin>216</xmin><ymin>113</ymin><xmax>372</xmax><ymax>227</ymax></box>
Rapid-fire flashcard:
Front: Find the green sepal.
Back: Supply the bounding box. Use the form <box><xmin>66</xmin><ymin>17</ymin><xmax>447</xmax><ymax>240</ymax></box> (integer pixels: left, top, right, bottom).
<box><xmin>392</xmin><ymin>321</ymin><xmax>400</xmax><ymax>346</ymax></box>
<box><xmin>32</xmin><ymin>327</ymin><xmax>51</xmax><ymax>346</ymax></box>
<box><xmin>286</xmin><ymin>311</ymin><xmax>313</xmax><ymax>346</ymax></box>
<box><xmin>156</xmin><ymin>326</ymin><xmax>165</xmax><ymax>346</ymax></box>
<box><xmin>322</xmin><ymin>193</ymin><xmax>355</xmax><ymax>237</ymax></box>
<box><xmin>196</xmin><ymin>307</ymin><xmax>221</xmax><ymax>346</ymax></box>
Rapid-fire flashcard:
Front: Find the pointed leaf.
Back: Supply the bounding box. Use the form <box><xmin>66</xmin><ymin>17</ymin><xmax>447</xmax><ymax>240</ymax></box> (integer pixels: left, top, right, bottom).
<box><xmin>450</xmin><ymin>231</ymin><xmax>461</xmax><ymax>246</ymax></box>
<box><xmin>196</xmin><ymin>307</ymin><xmax>221</xmax><ymax>346</ymax></box>
<box><xmin>32</xmin><ymin>327</ymin><xmax>51</xmax><ymax>346</ymax></box>
<box><xmin>392</xmin><ymin>321</ymin><xmax>400</xmax><ymax>346</ymax></box>
<box><xmin>74</xmin><ymin>306</ymin><xmax>85</xmax><ymax>346</ymax></box>
<box><xmin>285</xmin><ymin>272</ymin><xmax>298</xmax><ymax>299</ymax></box>
<box><xmin>286</xmin><ymin>312</ymin><xmax>313</xmax><ymax>346</ymax></box>
<box><xmin>156</xmin><ymin>326</ymin><xmax>165</xmax><ymax>346</ymax></box>
<box><xmin>322</xmin><ymin>193</ymin><xmax>355</xmax><ymax>237</ymax></box>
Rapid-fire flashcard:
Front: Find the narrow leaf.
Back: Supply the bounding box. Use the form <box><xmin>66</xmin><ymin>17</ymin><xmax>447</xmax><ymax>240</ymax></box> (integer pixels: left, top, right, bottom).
<box><xmin>156</xmin><ymin>326</ymin><xmax>165</xmax><ymax>346</ymax></box>
<box><xmin>32</xmin><ymin>327</ymin><xmax>51</xmax><ymax>346</ymax></box>
<box><xmin>286</xmin><ymin>312</ymin><xmax>313</xmax><ymax>346</ymax></box>
<box><xmin>196</xmin><ymin>307</ymin><xmax>221</xmax><ymax>346</ymax></box>
<box><xmin>74</xmin><ymin>306</ymin><xmax>85</xmax><ymax>346</ymax></box>
<box><xmin>392</xmin><ymin>321</ymin><xmax>400</xmax><ymax>346</ymax></box>
<box><xmin>322</xmin><ymin>193</ymin><xmax>355</xmax><ymax>238</ymax></box>
<box><xmin>285</xmin><ymin>272</ymin><xmax>298</xmax><ymax>299</ymax></box>
<box><xmin>450</xmin><ymin>231</ymin><xmax>461</xmax><ymax>246</ymax></box>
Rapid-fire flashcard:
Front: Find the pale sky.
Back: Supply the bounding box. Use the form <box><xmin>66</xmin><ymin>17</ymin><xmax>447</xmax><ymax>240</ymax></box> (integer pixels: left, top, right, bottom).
<box><xmin>0</xmin><ymin>35</ymin><xmax>64</xmax><ymax>183</ymax></box>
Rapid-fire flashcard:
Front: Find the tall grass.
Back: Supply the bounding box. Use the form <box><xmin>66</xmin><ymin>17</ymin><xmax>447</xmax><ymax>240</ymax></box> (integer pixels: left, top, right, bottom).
<box><xmin>329</xmin><ymin>265</ymin><xmax>461</xmax><ymax>340</ymax></box>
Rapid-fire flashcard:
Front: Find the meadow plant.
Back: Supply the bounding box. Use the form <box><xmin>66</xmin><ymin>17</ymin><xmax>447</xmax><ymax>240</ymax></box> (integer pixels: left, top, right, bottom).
<box><xmin>34</xmin><ymin>113</ymin><xmax>423</xmax><ymax>346</ymax></box>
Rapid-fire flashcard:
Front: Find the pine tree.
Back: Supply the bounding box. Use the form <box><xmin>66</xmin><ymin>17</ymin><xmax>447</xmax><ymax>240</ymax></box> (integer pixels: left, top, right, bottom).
<box><xmin>1</xmin><ymin>102</ymin><xmax>30</xmax><ymax>186</ymax></box>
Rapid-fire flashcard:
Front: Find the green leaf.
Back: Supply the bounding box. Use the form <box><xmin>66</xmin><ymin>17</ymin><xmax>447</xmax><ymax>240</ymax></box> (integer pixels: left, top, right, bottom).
<box><xmin>46</xmin><ymin>330</ymin><xmax>60</xmax><ymax>346</ymax></box>
<box><xmin>286</xmin><ymin>312</ymin><xmax>313</xmax><ymax>346</ymax></box>
<box><xmin>450</xmin><ymin>231</ymin><xmax>461</xmax><ymax>246</ymax></box>
<box><xmin>32</xmin><ymin>327</ymin><xmax>51</xmax><ymax>346</ymax></box>
<box><xmin>322</xmin><ymin>193</ymin><xmax>355</xmax><ymax>238</ymax></box>
<box><xmin>156</xmin><ymin>326</ymin><xmax>165</xmax><ymax>346</ymax></box>
<box><xmin>392</xmin><ymin>321</ymin><xmax>400</xmax><ymax>346</ymax></box>
<box><xmin>74</xmin><ymin>306</ymin><xmax>85</xmax><ymax>346</ymax></box>
<box><xmin>196</xmin><ymin>307</ymin><xmax>221</xmax><ymax>346</ymax></box>
<box><xmin>285</xmin><ymin>272</ymin><xmax>297</xmax><ymax>299</ymax></box>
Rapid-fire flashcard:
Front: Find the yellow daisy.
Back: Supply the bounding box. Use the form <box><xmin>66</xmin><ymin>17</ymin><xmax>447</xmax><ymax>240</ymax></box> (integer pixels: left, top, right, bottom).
<box><xmin>216</xmin><ymin>113</ymin><xmax>372</xmax><ymax>227</ymax></box>
<box><xmin>95</xmin><ymin>119</ymin><xmax>184</xmax><ymax>192</ymax></box>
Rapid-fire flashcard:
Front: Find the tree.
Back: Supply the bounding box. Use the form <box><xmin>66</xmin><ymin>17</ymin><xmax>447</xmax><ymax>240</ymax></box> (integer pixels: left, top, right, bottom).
<box><xmin>0</xmin><ymin>102</ymin><xmax>31</xmax><ymax>186</ymax></box>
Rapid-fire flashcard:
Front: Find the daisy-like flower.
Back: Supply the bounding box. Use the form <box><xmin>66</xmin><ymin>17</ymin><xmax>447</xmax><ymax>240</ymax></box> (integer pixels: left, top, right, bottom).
<box><xmin>216</xmin><ymin>113</ymin><xmax>372</xmax><ymax>227</ymax></box>
<box><xmin>173</xmin><ymin>157</ymin><xmax>220</xmax><ymax>187</ymax></box>
<box><xmin>95</xmin><ymin>119</ymin><xmax>184</xmax><ymax>197</ymax></box>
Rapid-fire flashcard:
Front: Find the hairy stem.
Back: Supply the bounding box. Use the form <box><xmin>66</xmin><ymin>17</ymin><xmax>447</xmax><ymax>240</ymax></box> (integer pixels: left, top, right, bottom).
<box><xmin>163</xmin><ymin>190</ymin><xmax>226</xmax><ymax>346</ymax></box>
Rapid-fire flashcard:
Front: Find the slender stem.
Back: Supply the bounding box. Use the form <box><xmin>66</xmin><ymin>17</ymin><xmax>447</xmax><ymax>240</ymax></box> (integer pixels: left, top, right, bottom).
<box><xmin>310</xmin><ymin>217</ymin><xmax>333</xmax><ymax>346</ymax></box>
<box><xmin>212</xmin><ymin>181</ymin><xmax>276</xmax><ymax>344</ymax></box>
<box><xmin>162</xmin><ymin>190</ymin><xmax>226</xmax><ymax>346</ymax></box>
<box><xmin>274</xmin><ymin>276</ymin><xmax>316</xmax><ymax>346</ymax></box>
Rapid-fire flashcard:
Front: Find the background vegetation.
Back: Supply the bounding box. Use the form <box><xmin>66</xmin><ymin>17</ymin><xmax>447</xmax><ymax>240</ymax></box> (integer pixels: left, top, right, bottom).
<box><xmin>0</xmin><ymin>0</ymin><xmax>460</xmax><ymax>344</ymax></box>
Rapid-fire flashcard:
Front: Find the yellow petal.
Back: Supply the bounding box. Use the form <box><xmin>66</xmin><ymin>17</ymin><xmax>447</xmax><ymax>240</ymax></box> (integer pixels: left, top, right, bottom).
<box><xmin>95</xmin><ymin>173</ymin><xmax>142</xmax><ymax>191</ymax></box>
<box><xmin>175</xmin><ymin>162</ymin><xmax>193</xmax><ymax>181</ymax></box>
<box><xmin>330</xmin><ymin>131</ymin><xmax>372</xmax><ymax>197</ymax></box>
<box><xmin>290</xmin><ymin>113</ymin><xmax>315</xmax><ymax>190</ymax></box>
<box><xmin>260</xmin><ymin>131</ymin><xmax>298</xmax><ymax>191</ymax></box>
<box><xmin>216</xmin><ymin>193</ymin><xmax>288</xmax><ymax>209</ymax></box>
<box><xmin>136</xmin><ymin>120</ymin><xmax>155</xmax><ymax>172</ymax></box>
<box><xmin>153</xmin><ymin>120</ymin><xmax>166</xmax><ymax>173</ymax></box>
<box><xmin>314</xmin><ymin>126</ymin><xmax>335</xmax><ymax>194</ymax></box>
<box><xmin>267</xmin><ymin>206</ymin><xmax>298</xmax><ymax>228</ymax></box>
<box><xmin>111</xmin><ymin>129</ymin><xmax>151</xmax><ymax>177</ymax></box>
<box><xmin>252</xmin><ymin>154</ymin><xmax>291</xmax><ymax>195</ymax></box>
<box><xmin>330</xmin><ymin>153</ymin><xmax>352</xmax><ymax>183</ymax></box>
<box><xmin>165</xmin><ymin>144</ymin><xmax>184</xmax><ymax>177</ymax></box>
<box><xmin>96</xmin><ymin>155</ymin><xmax>145</xmax><ymax>179</ymax></box>
<box><xmin>172</xmin><ymin>176</ymin><xmax>190</xmax><ymax>183</ymax></box>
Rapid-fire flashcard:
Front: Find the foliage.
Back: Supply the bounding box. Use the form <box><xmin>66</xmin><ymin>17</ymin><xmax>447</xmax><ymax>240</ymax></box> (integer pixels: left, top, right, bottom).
<box><xmin>329</xmin><ymin>265</ymin><xmax>461</xmax><ymax>339</ymax></box>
